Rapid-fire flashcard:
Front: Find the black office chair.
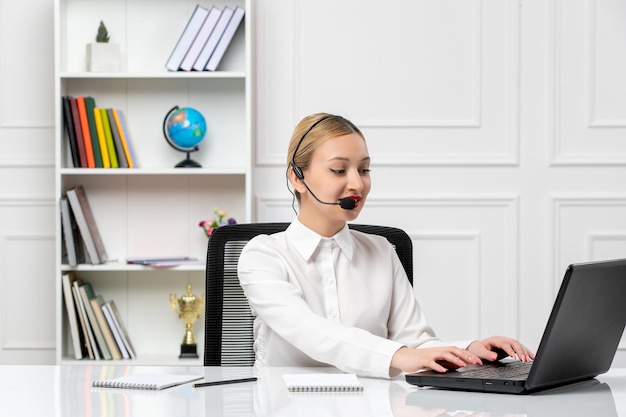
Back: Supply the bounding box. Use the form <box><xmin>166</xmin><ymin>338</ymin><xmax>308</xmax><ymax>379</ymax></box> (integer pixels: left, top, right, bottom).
<box><xmin>204</xmin><ymin>222</ymin><xmax>413</xmax><ymax>366</ymax></box>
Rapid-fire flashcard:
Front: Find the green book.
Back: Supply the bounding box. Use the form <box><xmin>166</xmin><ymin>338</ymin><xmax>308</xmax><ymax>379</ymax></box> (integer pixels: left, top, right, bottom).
<box><xmin>78</xmin><ymin>282</ymin><xmax>112</xmax><ymax>360</ymax></box>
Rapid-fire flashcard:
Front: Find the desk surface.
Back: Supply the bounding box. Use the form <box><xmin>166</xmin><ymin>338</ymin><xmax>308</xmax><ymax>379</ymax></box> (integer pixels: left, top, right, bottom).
<box><xmin>1</xmin><ymin>365</ymin><xmax>625</xmax><ymax>416</ymax></box>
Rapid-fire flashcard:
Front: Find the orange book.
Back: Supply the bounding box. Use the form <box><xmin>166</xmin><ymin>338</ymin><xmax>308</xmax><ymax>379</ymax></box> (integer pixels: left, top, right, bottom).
<box><xmin>76</xmin><ymin>96</ymin><xmax>95</xmax><ymax>168</ymax></box>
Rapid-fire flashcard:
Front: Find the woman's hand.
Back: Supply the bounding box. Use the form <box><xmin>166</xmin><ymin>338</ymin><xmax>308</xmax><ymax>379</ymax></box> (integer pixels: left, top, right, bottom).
<box><xmin>467</xmin><ymin>336</ymin><xmax>535</xmax><ymax>363</ymax></box>
<box><xmin>390</xmin><ymin>346</ymin><xmax>483</xmax><ymax>374</ymax></box>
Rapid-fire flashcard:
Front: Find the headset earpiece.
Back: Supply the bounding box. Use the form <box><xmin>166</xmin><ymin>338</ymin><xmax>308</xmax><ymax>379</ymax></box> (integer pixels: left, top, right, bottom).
<box><xmin>290</xmin><ymin>163</ymin><xmax>304</xmax><ymax>180</ymax></box>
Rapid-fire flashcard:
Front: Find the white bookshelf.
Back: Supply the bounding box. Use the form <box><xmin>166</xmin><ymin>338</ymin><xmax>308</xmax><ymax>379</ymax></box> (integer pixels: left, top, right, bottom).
<box><xmin>54</xmin><ymin>0</ymin><xmax>252</xmax><ymax>365</ymax></box>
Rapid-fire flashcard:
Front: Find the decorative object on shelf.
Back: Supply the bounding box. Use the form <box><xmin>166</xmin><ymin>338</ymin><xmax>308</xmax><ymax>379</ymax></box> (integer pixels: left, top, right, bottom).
<box><xmin>199</xmin><ymin>207</ymin><xmax>237</xmax><ymax>238</ymax></box>
<box><xmin>86</xmin><ymin>21</ymin><xmax>120</xmax><ymax>72</ymax></box>
<box><xmin>169</xmin><ymin>284</ymin><xmax>204</xmax><ymax>359</ymax></box>
<box><xmin>163</xmin><ymin>106</ymin><xmax>206</xmax><ymax>168</ymax></box>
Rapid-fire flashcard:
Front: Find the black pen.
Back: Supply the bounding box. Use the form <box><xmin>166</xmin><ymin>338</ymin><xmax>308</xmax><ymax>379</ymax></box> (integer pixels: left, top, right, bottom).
<box><xmin>192</xmin><ymin>377</ymin><xmax>258</xmax><ymax>388</ymax></box>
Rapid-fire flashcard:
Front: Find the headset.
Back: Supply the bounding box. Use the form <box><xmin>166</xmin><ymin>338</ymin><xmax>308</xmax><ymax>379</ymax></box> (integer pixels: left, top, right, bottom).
<box><xmin>289</xmin><ymin>114</ymin><xmax>356</xmax><ymax>210</ymax></box>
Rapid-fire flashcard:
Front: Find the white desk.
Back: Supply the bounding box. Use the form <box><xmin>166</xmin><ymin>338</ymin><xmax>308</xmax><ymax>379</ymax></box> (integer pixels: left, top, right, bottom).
<box><xmin>1</xmin><ymin>365</ymin><xmax>625</xmax><ymax>416</ymax></box>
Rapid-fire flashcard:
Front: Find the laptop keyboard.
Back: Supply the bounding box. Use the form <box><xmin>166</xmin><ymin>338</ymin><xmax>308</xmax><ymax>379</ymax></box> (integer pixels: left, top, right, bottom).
<box><xmin>459</xmin><ymin>361</ymin><xmax>532</xmax><ymax>379</ymax></box>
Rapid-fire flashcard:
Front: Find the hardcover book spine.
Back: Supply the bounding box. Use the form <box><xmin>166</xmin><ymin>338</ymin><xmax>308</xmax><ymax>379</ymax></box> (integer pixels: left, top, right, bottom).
<box><xmin>85</xmin><ymin>97</ymin><xmax>103</xmax><ymax>168</ymax></box>
<box><xmin>193</xmin><ymin>6</ymin><xmax>234</xmax><ymax>71</ymax></box>
<box><xmin>93</xmin><ymin>108</ymin><xmax>111</xmax><ymax>168</ymax></box>
<box><xmin>100</xmin><ymin>109</ymin><xmax>119</xmax><ymax>168</ymax></box>
<box><xmin>107</xmin><ymin>108</ymin><xmax>128</xmax><ymax>168</ymax></box>
<box><xmin>70</xmin><ymin>98</ymin><xmax>87</xmax><ymax>167</ymax></box>
<box><xmin>165</xmin><ymin>4</ymin><xmax>210</xmax><ymax>71</ymax></box>
<box><xmin>62</xmin><ymin>96</ymin><xmax>80</xmax><ymax>167</ymax></box>
<box><xmin>205</xmin><ymin>6</ymin><xmax>245</xmax><ymax>71</ymax></box>
<box><xmin>76</xmin><ymin>96</ymin><xmax>96</xmax><ymax>168</ymax></box>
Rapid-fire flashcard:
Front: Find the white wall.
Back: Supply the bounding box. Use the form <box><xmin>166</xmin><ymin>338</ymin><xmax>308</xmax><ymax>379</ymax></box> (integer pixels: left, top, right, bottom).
<box><xmin>1</xmin><ymin>0</ymin><xmax>625</xmax><ymax>365</ymax></box>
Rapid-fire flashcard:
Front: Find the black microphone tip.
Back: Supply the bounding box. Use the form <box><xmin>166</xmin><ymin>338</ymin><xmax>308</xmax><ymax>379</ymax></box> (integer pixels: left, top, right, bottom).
<box><xmin>340</xmin><ymin>198</ymin><xmax>356</xmax><ymax>210</ymax></box>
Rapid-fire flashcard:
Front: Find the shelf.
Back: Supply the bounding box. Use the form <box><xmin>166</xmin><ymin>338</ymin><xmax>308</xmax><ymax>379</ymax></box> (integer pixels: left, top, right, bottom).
<box><xmin>60</xmin><ymin>71</ymin><xmax>247</xmax><ymax>79</ymax></box>
<box><xmin>55</xmin><ymin>0</ymin><xmax>252</xmax><ymax>365</ymax></box>
<box><xmin>60</xmin><ymin>167</ymin><xmax>248</xmax><ymax>176</ymax></box>
<box><xmin>61</xmin><ymin>262</ymin><xmax>206</xmax><ymax>273</ymax></box>
<box><xmin>60</xmin><ymin>355</ymin><xmax>203</xmax><ymax>367</ymax></box>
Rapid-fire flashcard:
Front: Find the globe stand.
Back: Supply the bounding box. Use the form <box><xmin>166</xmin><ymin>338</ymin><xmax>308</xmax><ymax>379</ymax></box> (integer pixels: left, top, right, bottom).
<box><xmin>175</xmin><ymin>150</ymin><xmax>202</xmax><ymax>168</ymax></box>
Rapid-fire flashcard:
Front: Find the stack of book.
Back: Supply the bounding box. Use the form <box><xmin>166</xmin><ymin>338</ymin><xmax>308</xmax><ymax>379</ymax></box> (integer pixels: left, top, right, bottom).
<box><xmin>62</xmin><ymin>95</ymin><xmax>137</xmax><ymax>169</ymax></box>
<box><xmin>62</xmin><ymin>272</ymin><xmax>136</xmax><ymax>360</ymax></box>
<box><xmin>61</xmin><ymin>185</ymin><xmax>108</xmax><ymax>266</ymax></box>
<box><xmin>165</xmin><ymin>4</ymin><xmax>245</xmax><ymax>72</ymax></box>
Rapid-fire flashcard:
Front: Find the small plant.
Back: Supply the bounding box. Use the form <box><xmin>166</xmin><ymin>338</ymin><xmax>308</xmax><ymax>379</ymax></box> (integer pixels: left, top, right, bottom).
<box><xmin>96</xmin><ymin>21</ymin><xmax>110</xmax><ymax>43</ymax></box>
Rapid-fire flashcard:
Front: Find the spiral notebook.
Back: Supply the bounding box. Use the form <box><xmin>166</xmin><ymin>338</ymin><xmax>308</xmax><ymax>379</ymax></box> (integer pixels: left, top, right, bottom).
<box><xmin>282</xmin><ymin>373</ymin><xmax>363</xmax><ymax>392</ymax></box>
<box><xmin>92</xmin><ymin>373</ymin><xmax>202</xmax><ymax>390</ymax></box>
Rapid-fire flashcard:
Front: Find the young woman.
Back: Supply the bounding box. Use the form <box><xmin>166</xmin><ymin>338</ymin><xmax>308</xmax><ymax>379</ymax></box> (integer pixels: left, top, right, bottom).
<box><xmin>238</xmin><ymin>113</ymin><xmax>534</xmax><ymax>378</ymax></box>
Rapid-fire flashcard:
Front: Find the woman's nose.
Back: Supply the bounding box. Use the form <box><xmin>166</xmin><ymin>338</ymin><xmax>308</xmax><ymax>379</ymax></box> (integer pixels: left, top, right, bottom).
<box><xmin>347</xmin><ymin>169</ymin><xmax>364</xmax><ymax>191</ymax></box>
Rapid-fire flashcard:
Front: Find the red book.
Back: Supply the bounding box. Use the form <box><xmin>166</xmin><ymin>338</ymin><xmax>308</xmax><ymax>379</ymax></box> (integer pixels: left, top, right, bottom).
<box><xmin>76</xmin><ymin>96</ymin><xmax>96</xmax><ymax>168</ymax></box>
<box><xmin>69</xmin><ymin>98</ymin><xmax>87</xmax><ymax>167</ymax></box>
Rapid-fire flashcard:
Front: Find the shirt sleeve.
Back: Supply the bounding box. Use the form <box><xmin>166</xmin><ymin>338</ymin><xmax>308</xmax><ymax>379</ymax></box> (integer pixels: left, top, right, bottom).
<box><xmin>238</xmin><ymin>235</ymin><xmax>403</xmax><ymax>378</ymax></box>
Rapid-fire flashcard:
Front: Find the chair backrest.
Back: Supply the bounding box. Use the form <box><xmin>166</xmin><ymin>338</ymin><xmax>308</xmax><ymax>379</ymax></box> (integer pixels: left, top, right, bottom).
<box><xmin>204</xmin><ymin>222</ymin><xmax>413</xmax><ymax>366</ymax></box>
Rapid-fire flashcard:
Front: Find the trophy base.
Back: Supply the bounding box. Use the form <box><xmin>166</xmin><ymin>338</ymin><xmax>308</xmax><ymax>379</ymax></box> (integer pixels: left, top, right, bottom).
<box><xmin>179</xmin><ymin>343</ymin><xmax>199</xmax><ymax>359</ymax></box>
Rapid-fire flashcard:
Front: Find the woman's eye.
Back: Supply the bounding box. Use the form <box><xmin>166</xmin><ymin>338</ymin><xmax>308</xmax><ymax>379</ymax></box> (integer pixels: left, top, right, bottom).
<box><xmin>330</xmin><ymin>169</ymin><xmax>345</xmax><ymax>174</ymax></box>
<box><xmin>360</xmin><ymin>168</ymin><xmax>371</xmax><ymax>175</ymax></box>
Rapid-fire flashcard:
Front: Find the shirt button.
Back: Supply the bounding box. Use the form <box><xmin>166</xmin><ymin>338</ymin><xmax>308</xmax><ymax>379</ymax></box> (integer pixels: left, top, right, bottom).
<box><xmin>327</xmin><ymin>277</ymin><xmax>334</xmax><ymax>284</ymax></box>
<box><xmin>331</xmin><ymin>312</ymin><xmax>338</xmax><ymax>319</ymax></box>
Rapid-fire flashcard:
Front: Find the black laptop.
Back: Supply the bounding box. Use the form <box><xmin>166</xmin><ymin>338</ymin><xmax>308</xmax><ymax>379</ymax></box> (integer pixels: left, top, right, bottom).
<box><xmin>406</xmin><ymin>258</ymin><xmax>626</xmax><ymax>394</ymax></box>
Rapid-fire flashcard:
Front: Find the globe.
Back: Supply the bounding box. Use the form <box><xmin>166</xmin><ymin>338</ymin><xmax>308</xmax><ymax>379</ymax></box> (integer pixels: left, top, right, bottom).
<box><xmin>162</xmin><ymin>106</ymin><xmax>207</xmax><ymax>167</ymax></box>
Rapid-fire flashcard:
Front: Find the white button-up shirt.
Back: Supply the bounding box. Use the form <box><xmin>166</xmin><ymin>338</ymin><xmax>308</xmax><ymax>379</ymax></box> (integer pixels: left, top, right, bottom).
<box><xmin>238</xmin><ymin>219</ymin><xmax>471</xmax><ymax>378</ymax></box>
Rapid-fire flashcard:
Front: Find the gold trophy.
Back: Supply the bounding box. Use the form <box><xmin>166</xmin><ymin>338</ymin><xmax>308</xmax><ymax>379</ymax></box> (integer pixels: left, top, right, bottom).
<box><xmin>170</xmin><ymin>283</ymin><xmax>204</xmax><ymax>358</ymax></box>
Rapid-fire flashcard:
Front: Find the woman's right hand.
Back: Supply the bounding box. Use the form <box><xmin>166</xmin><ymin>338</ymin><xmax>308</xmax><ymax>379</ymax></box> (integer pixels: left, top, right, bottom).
<box><xmin>390</xmin><ymin>346</ymin><xmax>483</xmax><ymax>374</ymax></box>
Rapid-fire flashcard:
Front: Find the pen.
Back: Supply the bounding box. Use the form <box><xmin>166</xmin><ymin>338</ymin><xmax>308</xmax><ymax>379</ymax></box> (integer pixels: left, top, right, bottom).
<box><xmin>192</xmin><ymin>377</ymin><xmax>258</xmax><ymax>388</ymax></box>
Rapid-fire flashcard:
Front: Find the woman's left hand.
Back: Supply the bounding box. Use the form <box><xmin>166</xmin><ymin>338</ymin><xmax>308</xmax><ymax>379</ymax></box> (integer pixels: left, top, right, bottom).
<box><xmin>467</xmin><ymin>336</ymin><xmax>535</xmax><ymax>363</ymax></box>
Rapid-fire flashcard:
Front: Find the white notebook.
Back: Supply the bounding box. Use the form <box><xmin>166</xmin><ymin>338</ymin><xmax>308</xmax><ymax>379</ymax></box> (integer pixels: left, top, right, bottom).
<box><xmin>92</xmin><ymin>373</ymin><xmax>202</xmax><ymax>390</ymax></box>
<box><xmin>282</xmin><ymin>373</ymin><xmax>364</xmax><ymax>392</ymax></box>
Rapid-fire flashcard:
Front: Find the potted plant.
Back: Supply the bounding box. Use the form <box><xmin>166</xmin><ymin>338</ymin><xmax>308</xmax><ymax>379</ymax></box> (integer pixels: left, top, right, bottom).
<box><xmin>86</xmin><ymin>21</ymin><xmax>120</xmax><ymax>72</ymax></box>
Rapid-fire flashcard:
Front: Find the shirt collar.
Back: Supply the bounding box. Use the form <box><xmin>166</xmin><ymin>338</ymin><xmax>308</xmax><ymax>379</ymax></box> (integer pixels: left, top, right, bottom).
<box><xmin>287</xmin><ymin>218</ymin><xmax>355</xmax><ymax>261</ymax></box>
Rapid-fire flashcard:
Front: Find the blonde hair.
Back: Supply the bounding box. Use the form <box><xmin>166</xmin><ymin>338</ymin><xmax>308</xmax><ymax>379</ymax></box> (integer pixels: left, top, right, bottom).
<box><xmin>287</xmin><ymin>113</ymin><xmax>364</xmax><ymax>202</ymax></box>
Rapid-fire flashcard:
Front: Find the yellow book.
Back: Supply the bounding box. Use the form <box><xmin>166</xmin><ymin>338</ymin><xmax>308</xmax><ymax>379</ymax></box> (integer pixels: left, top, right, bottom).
<box><xmin>93</xmin><ymin>108</ymin><xmax>111</xmax><ymax>168</ymax></box>
<box><xmin>100</xmin><ymin>108</ymin><xmax>119</xmax><ymax>168</ymax></box>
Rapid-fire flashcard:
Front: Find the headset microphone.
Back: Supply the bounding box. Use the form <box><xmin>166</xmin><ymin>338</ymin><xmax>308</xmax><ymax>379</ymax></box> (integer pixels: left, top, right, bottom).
<box><xmin>300</xmin><ymin>180</ymin><xmax>357</xmax><ymax>210</ymax></box>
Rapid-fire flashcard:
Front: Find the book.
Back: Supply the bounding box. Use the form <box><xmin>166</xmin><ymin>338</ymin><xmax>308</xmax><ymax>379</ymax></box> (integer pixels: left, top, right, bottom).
<box><xmin>76</xmin><ymin>96</ymin><xmax>96</xmax><ymax>168</ymax></box>
<box><xmin>179</xmin><ymin>6</ymin><xmax>222</xmax><ymax>71</ymax></box>
<box><xmin>93</xmin><ymin>107</ymin><xmax>111</xmax><ymax>168</ymax></box>
<box><xmin>85</xmin><ymin>97</ymin><xmax>103</xmax><ymax>168</ymax></box>
<box><xmin>193</xmin><ymin>6</ymin><xmax>234</xmax><ymax>71</ymax></box>
<box><xmin>205</xmin><ymin>6</ymin><xmax>245</xmax><ymax>71</ymax></box>
<box><xmin>126</xmin><ymin>256</ymin><xmax>201</xmax><ymax>267</ymax></box>
<box><xmin>66</xmin><ymin>185</ymin><xmax>108</xmax><ymax>264</ymax></box>
<box><xmin>282</xmin><ymin>374</ymin><xmax>364</xmax><ymax>392</ymax></box>
<box><xmin>100</xmin><ymin>108</ymin><xmax>119</xmax><ymax>168</ymax></box>
<box><xmin>101</xmin><ymin>300</ymin><xmax>134</xmax><ymax>359</ymax></box>
<box><xmin>115</xmin><ymin>110</ymin><xmax>138</xmax><ymax>168</ymax></box>
<box><xmin>90</xmin><ymin>295</ymin><xmax>122</xmax><ymax>360</ymax></box>
<box><xmin>61</xmin><ymin>272</ymin><xmax>85</xmax><ymax>359</ymax></box>
<box><xmin>69</xmin><ymin>97</ymin><xmax>87</xmax><ymax>167</ymax></box>
<box><xmin>62</xmin><ymin>96</ymin><xmax>80</xmax><ymax>167</ymax></box>
<box><xmin>72</xmin><ymin>278</ymin><xmax>98</xmax><ymax>359</ymax></box>
<box><xmin>165</xmin><ymin>4</ymin><xmax>210</xmax><ymax>71</ymax></box>
<box><xmin>78</xmin><ymin>282</ymin><xmax>112</xmax><ymax>360</ymax></box>
<box><xmin>60</xmin><ymin>196</ymin><xmax>85</xmax><ymax>266</ymax></box>
<box><xmin>111</xmin><ymin>109</ymin><xmax>135</xmax><ymax>168</ymax></box>
<box><xmin>107</xmin><ymin>108</ymin><xmax>128</xmax><ymax>168</ymax></box>
<box><xmin>92</xmin><ymin>373</ymin><xmax>202</xmax><ymax>390</ymax></box>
